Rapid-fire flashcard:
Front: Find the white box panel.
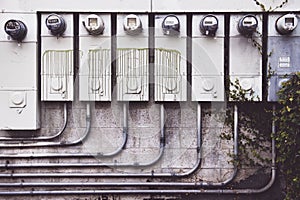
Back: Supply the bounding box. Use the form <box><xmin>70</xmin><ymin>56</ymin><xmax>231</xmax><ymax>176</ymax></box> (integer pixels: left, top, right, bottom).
<box><xmin>267</xmin><ymin>14</ymin><xmax>300</xmax><ymax>101</ymax></box>
<box><xmin>229</xmin><ymin>14</ymin><xmax>262</xmax><ymax>101</ymax></box>
<box><xmin>0</xmin><ymin>91</ymin><xmax>39</xmax><ymax>130</ymax></box>
<box><xmin>191</xmin><ymin>14</ymin><xmax>225</xmax><ymax>101</ymax></box>
<box><xmin>79</xmin><ymin>14</ymin><xmax>111</xmax><ymax>101</ymax></box>
<box><xmin>154</xmin><ymin>15</ymin><xmax>187</xmax><ymax>101</ymax></box>
<box><xmin>41</xmin><ymin>14</ymin><xmax>74</xmax><ymax>101</ymax></box>
<box><xmin>116</xmin><ymin>14</ymin><xmax>149</xmax><ymax>101</ymax></box>
<box><xmin>192</xmin><ymin>76</ymin><xmax>224</xmax><ymax>101</ymax></box>
<box><xmin>0</xmin><ymin>13</ymin><xmax>39</xmax><ymax>130</ymax></box>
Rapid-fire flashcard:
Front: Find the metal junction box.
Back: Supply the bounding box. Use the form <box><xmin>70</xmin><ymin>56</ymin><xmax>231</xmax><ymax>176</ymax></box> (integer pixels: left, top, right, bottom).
<box><xmin>192</xmin><ymin>14</ymin><xmax>225</xmax><ymax>102</ymax></box>
<box><xmin>0</xmin><ymin>13</ymin><xmax>40</xmax><ymax>130</ymax></box>
<box><xmin>41</xmin><ymin>13</ymin><xmax>74</xmax><ymax>101</ymax></box>
<box><xmin>154</xmin><ymin>14</ymin><xmax>187</xmax><ymax>101</ymax></box>
<box><xmin>268</xmin><ymin>13</ymin><xmax>300</xmax><ymax>101</ymax></box>
<box><xmin>116</xmin><ymin>14</ymin><xmax>149</xmax><ymax>101</ymax></box>
<box><xmin>229</xmin><ymin>14</ymin><xmax>263</xmax><ymax>101</ymax></box>
<box><xmin>79</xmin><ymin>14</ymin><xmax>111</xmax><ymax>101</ymax></box>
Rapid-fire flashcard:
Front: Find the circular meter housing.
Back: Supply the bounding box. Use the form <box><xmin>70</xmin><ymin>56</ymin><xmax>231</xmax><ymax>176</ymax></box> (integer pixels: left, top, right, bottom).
<box><xmin>123</xmin><ymin>14</ymin><xmax>142</xmax><ymax>35</ymax></box>
<box><xmin>200</xmin><ymin>15</ymin><xmax>218</xmax><ymax>37</ymax></box>
<box><xmin>4</xmin><ymin>19</ymin><xmax>27</xmax><ymax>42</ymax></box>
<box><xmin>46</xmin><ymin>14</ymin><xmax>66</xmax><ymax>36</ymax></box>
<box><xmin>83</xmin><ymin>14</ymin><xmax>105</xmax><ymax>35</ymax></box>
<box><xmin>276</xmin><ymin>14</ymin><xmax>298</xmax><ymax>35</ymax></box>
<box><xmin>237</xmin><ymin>15</ymin><xmax>258</xmax><ymax>38</ymax></box>
<box><xmin>162</xmin><ymin>15</ymin><xmax>180</xmax><ymax>36</ymax></box>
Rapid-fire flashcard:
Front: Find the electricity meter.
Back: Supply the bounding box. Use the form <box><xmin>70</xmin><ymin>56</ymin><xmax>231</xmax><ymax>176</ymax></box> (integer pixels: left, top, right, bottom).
<box><xmin>4</xmin><ymin>19</ymin><xmax>27</xmax><ymax>42</ymax></box>
<box><xmin>45</xmin><ymin>14</ymin><xmax>66</xmax><ymax>36</ymax></box>
<box><xmin>123</xmin><ymin>14</ymin><xmax>142</xmax><ymax>35</ymax></box>
<box><xmin>162</xmin><ymin>15</ymin><xmax>180</xmax><ymax>36</ymax></box>
<box><xmin>276</xmin><ymin>14</ymin><xmax>298</xmax><ymax>35</ymax></box>
<box><xmin>200</xmin><ymin>15</ymin><xmax>218</xmax><ymax>37</ymax></box>
<box><xmin>237</xmin><ymin>15</ymin><xmax>258</xmax><ymax>37</ymax></box>
<box><xmin>83</xmin><ymin>14</ymin><xmax>105</xmax><ymax>35</ymax></box>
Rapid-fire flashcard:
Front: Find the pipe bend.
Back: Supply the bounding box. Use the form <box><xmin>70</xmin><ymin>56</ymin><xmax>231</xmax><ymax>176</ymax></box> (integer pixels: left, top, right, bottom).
<box><xmin>0</xmin><ymin>103</ymin><xmax>68</xmax><ymax>142</ymax></box>
<box><xmin>0</xmin><ymin>104</ymin><xmax>276</xmax><ymax>195</ymax></box>
<box><xmin>0</xmin><ymin>103</ymin><xmax>91</xmax><ymax>148</ymax></box>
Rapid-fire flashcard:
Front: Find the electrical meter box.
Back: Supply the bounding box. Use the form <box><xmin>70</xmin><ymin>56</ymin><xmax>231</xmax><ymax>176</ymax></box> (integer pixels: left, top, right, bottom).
<box><xmin>79</xmin><ymin>14</ymin><xmax>111</xmax><ymax>101</ymax></box>
<box><xmin>229</xmin><ymin>14</ymin><xmax>262</xmax><ymax>101</ymax></box>
<box><xmin>192</xmin><ymin>14</ymin><xmax>225</xmax><ymax>101</ymax></box>
<box><xmin>154</xmin><ymin>14</ymin><xmax>187</xmax><ymax>101</ymax></box>
<box><xmin>41</xmin><ymin>13</ymin><xmax>74</xmax><ymax>101</ymax></box>
<box><xmin>0</xmin><ymin>13</ymin><xmax>40</xmax><ymax>130</ymax></box>
<box><xmin>116</xmin><ymin>14</ymin><xmax>149</xmax><ymax>101</ymax></box>
<box><xmin>268</xmin><ymin>13</ymin><xmax>300</xmax><ymax>101</ymax></box>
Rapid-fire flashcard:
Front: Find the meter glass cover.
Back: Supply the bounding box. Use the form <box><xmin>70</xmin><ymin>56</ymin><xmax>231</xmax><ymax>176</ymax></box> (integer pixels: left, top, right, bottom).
<box><xmin>127</xmin><ymin>18</ymin><xmax>137</xmax><ymax>27</ymax></box>
<box><xmin>285</xmin><ymin>18</ymin><xmax>294</xmax><ymax>25</ymax></box>
<box><xmin>89</xmin><ymin>18</ymin><xmax>98</xmax><ymax>27</ymax></box>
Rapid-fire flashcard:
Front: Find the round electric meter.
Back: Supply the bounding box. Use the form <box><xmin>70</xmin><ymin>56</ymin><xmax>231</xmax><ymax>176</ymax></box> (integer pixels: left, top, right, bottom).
<box><xmin>200</xmin><ymin>15</ymin><xmax>218</xmax><ymax>37</ymax></box>
<box><xmin>276</xmin><ymin>14</ymin><xmax>298</xmax><ymax>35</ymax></box>
<box><xmin>237</xmin><ymin>15</ymin><xmax>258</xmax><ymax>37</ymax></box>
<box><xmin>46</xmin><ymin>14</ymin><xmax>66</xmax><ymax>36</ymax></box>
<box><xmin>83</xmin><ymin>14</ymin><xmax>105</xmax><ymax>35</ymax></box>
<box><xmin>162</xmin><ymin>15</ymin><xmax>180</xmax><ymax>36</ymax></box>
<box><xmin>4</xmin><ymin>20</ymin><xmax>27</xmax><ymax>42</ymax></box>
<box><xmin>123</xmin><ymin>14</ymin><xmax>142</xmax><ymax>35</ymax></box>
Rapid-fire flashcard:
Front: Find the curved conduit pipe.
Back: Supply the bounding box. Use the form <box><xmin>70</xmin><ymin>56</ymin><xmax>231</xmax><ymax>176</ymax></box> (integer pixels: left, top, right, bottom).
<box><xmin>0</xmin><ymin>103</ymin><xmax>127</xmax><ymax>157</ymax></box>
<box><xmin>0</xmin><ymin>103</ymin><xmax>202</xmax><ymax>178</ymax></box>
<box><xmin>0</xmin><ymin>104</ymin><xmax>166</xmax><ymax>172</ymax></box>
<box><xmin>0</xmin><ymin>103</ymin><xmax>91</xmax><ymax>148</ymax></box>
<box><xmin>0</xmin><ymin>104</ymin><xmax>276</xmax><ymax>196</ymax></box>
<box><xmin>0</xmin><ymin>103</ymin><xmax>233</xmax><ymax>183</ymax></box>
<box><xmin>0</xmin><ymin>103</ymin><xmax>68</xmax><ymax>141</ymax></box>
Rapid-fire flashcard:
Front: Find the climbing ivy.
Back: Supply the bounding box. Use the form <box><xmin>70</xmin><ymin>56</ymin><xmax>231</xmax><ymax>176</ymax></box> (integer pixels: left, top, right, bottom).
<box><xmin>274</xmin><ymin>73</ymin><xmax>300</xmax><ymax>200</ymax></box>
<box><xmin>229</xmin><ymin>79</ymin><xmax>260</xmax><ymax>101</ymax></box>
<box><xmin>253</xmin><ymin>0</ymin><xmax>289</xmax><ymax>11</ymax></box>
<box><xmin>223</xmin><ymin>73</ymin><xmax>300</xmax><ymax>199</ymax></box>
<box><xmin>221</xmin><ymin>79</ymin><xmax>271</xmax><ymax>167</ymax></box>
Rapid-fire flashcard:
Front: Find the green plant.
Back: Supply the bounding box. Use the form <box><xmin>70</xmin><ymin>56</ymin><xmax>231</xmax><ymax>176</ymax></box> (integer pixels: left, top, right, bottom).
<box><xmin>229</xmin><ymin>79</ymin><xmax>260</xmax><ymax>102</ymax></box>
<box><xmin>273</xmin><ymin>72</ymin><xmax>300</xmax><ymax>200</ymax></box>
<box><xmin>222</xmin><ymin>79</ymin><xmax>271</xmax><ymax>167</ymax></box>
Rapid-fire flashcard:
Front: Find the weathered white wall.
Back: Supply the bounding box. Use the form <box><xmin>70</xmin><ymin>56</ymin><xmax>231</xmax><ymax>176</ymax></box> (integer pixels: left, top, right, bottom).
<box><xmin>1</xmin><ymin>0</ymin><xmax>300</xmax><ymax>12</ymax></box>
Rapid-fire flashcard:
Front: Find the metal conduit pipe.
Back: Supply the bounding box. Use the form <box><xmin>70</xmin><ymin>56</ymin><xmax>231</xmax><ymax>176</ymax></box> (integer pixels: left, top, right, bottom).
<box><xmin>0</xmin><ymin>103</ymin><xmax>128</xmax><ymax>157</ymax></box>
<box><xmin>0</xmin><ymin>104</ymin><xmax>201</xmax><ymax>178</ymax></box>
<box><xmin>0</xmin><ymin>104</ymin><xmax>276</xmax><ymax>196</ymax></box>
<box><xmin>0</xmin><ymin>104</ymin><xmax>201</xmax><ymax>179</ymax></box>
<box><xmin>88</xmin><ymin>102</ymin><xmax>128</xmax><ymax>157</ymax></box>
<box><xmin>0</xmin><ymin>104</ymin><xmax>166</xmax><ymax>172</ymax></box>
<box><xmin>0</xmin><ymin>103</ymin><xmax>91</xmax><ymax>148</ymax></box>
<box><xmin>0</xmin><ymin>103</ymin><xmax>68</xmax><ymax>141</ymax></box>
<box><xmin>0</xmin><ymin>103</ymin><xmax>228</xmax><ymax>182</ymax></box>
